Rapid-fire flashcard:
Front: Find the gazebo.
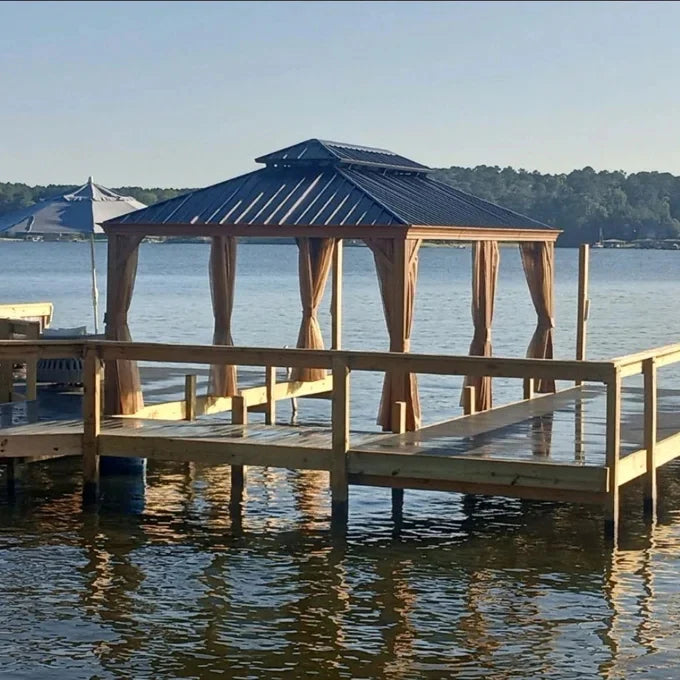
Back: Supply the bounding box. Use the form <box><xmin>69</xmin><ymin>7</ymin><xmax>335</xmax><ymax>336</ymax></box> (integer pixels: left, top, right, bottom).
<box><xmin>103</xmin><ymin>139</ymin><xmax>559</xmax><ymax>429</ymax></box>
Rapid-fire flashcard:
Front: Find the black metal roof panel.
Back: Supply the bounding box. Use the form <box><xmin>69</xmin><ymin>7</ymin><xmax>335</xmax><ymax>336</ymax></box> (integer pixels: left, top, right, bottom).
<box><xmin>112</xmin><ymin>167</ymin><xmax>402</xmax><ymax>227</ymax></box>
<box><xmin>255</xmin><ymin>138</ymin><xmax>430</xmax><ymax>173</ymax></box>
<box><xmin>109</xmin><ymin>139</ymin><xmax>554</xmax><ymax>231</ymax></box>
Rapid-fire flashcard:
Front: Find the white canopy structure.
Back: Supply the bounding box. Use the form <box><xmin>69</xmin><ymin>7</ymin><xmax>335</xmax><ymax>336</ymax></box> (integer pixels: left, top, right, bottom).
<box><xmin>0</xmin><ymin>178</ymin><xmax>146</xmax><ymax>332</ymax></box>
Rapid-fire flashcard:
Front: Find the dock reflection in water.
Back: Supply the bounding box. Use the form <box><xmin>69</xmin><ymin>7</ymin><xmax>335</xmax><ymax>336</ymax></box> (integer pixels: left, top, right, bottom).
<box><xmin>1</xmin><ymin>457</ymin><xmax>680</xmax><ymax>678</ymax></box>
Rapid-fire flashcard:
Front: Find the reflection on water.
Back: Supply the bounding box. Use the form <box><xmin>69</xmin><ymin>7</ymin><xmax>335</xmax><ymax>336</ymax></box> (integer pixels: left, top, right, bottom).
<box><xmin>4</xmin><ymin>245</ymin><xmax>680</xmax><ymax>677</ymax></box>
<box><xmin>2</xmin><ymin>458</ymin><xmax>680</xmax><ymax>678</ymax></box>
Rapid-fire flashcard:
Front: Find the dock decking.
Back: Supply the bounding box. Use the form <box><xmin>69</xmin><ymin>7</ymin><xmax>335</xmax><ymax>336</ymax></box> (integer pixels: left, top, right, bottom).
<box><xmin>2</xmin><ymin>339</ymin><xmax>680</xmax><ymax>539</ymax></box>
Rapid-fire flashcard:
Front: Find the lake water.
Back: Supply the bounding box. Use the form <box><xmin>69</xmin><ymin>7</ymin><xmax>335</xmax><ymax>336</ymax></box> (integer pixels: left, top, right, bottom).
<box><xmin>2</xmin><ymin>242</ymin><xmax>680</xmax><ymax>678</ymax></box>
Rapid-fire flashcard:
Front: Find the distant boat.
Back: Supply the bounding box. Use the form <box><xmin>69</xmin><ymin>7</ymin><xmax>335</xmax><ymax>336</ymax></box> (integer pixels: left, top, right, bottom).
<box><xmin>592</xmin><ymin>228</ymin><xmax>604</xmax><ymax>248</ymax></box>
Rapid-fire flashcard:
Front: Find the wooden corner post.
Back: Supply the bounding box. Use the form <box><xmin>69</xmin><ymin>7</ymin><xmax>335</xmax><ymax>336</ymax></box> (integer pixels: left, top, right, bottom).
<box><xmin>389</xmin><ymin>237</ymin><xmax>409</xmax><ymax>431</ymax></box>
<box><xmin>331</xmin><ymin>357</ymin><xmax>350</xmax><ymax>528</ymax></box>
<box><xmin>576</xmin><ymin>244</ymin><xmax>590</xmax><ymax>385</ymax></box>
<box><xmin>83</xmin><ymin>347</ymin><xmax>102</xmax><ymax>505</ymax></box>
<box><xmin>332</xmin><ymin>239</ymin><xmax>343</xmax><ymax>350</ymax></box>
<box><xmin>643</xmin><ymin>358</ymin><xmax>657</xmax><ymax>520</ymax></box>
<box><xmin>604</xmin><ymin>369</ymin><xmax>621</xmax><ymax>541</ymax></box>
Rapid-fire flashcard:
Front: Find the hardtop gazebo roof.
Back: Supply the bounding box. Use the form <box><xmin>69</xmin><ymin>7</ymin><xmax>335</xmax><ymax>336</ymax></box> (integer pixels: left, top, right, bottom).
<box><xmin>104</xmin><ymin>139</ymin><xmax>557</xmax><ymax>241</ymax></box>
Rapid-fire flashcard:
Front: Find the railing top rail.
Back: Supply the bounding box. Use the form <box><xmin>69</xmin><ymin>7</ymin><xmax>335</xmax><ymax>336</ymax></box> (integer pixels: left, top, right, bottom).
<box><xmin>0</xmin><ymin>339</ymin><xmax>615</xmax><ymax>383</ymax></box>
<box><xmin>613</xmin><ymin>342</ymin><xmax>680</xmax><ymax>376</ymax></box>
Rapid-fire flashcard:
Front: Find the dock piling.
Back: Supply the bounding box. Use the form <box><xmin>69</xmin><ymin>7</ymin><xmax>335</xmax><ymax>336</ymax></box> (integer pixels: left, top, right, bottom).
<box><xmin>82</xmin><ymin>349</ymin><xmax>101</xmax><ymax>505</ymax></box>
<box><xmin>643</xmin><ymin>358</ymin><xmax>658</xmax><ymax>521</ymax></box>
<box><xmin>330</xmin><ymin>358</ymin><xmax>350</xmax><ymax>529</ymax></box>
<box><xmin>391</xmin><ymin>401</ymin><xmax>407</xmax><ymax>523</ymax></box>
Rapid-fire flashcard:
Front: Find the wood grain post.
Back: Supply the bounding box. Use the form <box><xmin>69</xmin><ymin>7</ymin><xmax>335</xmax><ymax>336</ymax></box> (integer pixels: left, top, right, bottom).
<box><xmin>391</xmin><ymin>400</ymin><xmax>407</xmax><ymax>522</ymax></box>
<box><xmin>331</xmin><ymin>358</ymin><xmax>350</xmax><ymax>528</ymax></box>
<box><xmin>0</xmin><ymin>320</ymin><xmax>13</xmax><ymax>403</ymax></box>
<box><xmin>523</xmin><ymin>377</ymin><xmax>535</xmax><ymax>401</ymax></box>
<box><xmin>331</xmin><ymin>239</ymin><xmax>343</xmax><ymax>350</ymax></box>
<box><xmin>576</xmin><ymin>244</ymin><xmax>590</xmax><ymax>385</ymax></box>
<box><xmin>643</xmin><ymin>358</ymin><xmax>657</xmax><ymax>520</ymax></box>
<box><xmin>388</xmin><ymin>237</ymin><xmax>409</xmax><ymax>431</ymax></box>
<box><xmin>265</xmin><ymin>366</ymin><xmax>276</xmax><ymax>425</ymax></box>
<box><xmin>184</xmin><ymin>374</ymin><xmax>197</xmax><ymax>421</ymax></box>
<box><xmin>230</xmin><ymin>394</ymin><xmax>247</xmax><ymax>511</ymax></box>
<box><xmin>25</xmin><ymin>321</ymin><xmax>39</xmax><ymax>401</ymax></box>
<box><xmin>604</xmin><ymin>370</ymin><xmax>621</xmax><ymax>541</ymax></box>
<box><xmin>82</xmin><ymin>348</ymin><xmax>101</xmax><ymax>505</ymax></box>
<box><xmin>463</xmin><ymin>385</ymin><xmax>476</xmax><ymax>416</ymax></box>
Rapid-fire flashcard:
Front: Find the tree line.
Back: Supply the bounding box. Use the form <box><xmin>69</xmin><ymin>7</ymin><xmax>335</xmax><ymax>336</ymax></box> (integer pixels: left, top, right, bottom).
<box><xmin>2</xmin><ymin>165</ymin><xmax>680</xmax><ymax>247</ymax></box>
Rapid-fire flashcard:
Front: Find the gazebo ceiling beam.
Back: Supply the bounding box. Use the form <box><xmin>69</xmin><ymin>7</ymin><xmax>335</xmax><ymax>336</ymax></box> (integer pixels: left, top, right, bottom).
<box><xmin>103</xmin><ymin>222</ymin><xmax>560</xmax><ymax>243</ymax></box>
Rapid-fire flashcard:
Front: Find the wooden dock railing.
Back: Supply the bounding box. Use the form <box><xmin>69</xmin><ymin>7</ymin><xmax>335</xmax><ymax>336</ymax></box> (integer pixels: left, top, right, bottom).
<box><xmin>4</xmin><ymin>338</ymin><xmax>680</xmax><ymax>539</ymax></box>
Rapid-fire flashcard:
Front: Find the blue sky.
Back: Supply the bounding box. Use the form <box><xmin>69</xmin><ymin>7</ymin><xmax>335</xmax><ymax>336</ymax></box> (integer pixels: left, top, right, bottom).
<box><xmin>1</xmin><ymin>1</ymin><xmax>679</xmax><ymax>186</ymax></box>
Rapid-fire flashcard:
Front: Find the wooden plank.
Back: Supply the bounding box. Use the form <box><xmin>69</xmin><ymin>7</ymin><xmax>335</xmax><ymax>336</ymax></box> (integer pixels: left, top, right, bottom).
<box><xmin>0</xmin><ymin>433</ymin><xmax>82</xmax><ymax>458</ymax></box>
<box><xmin>265</xmin><ymin>365</ymin><xmax>276</xmax><ymax>425</ymax></box>
<box><xmin>0</xmin><ymin>302</ymin><xmax>53</xmax><ymax>328</ymax></box>
<box><xmin>349</xmin><ymin>474</ymin><xmax>606</xmax><ymax>505</ymax></box>
<box><xmin>98</xmin><ymin>435</ymin><xmax>331</xmax><ymax>469</ymax></box>
<box><xmin>463</xmin><ymin>385</ymin><xmax>476</xmax><ymax>416</ymax></box>
<box><xmin>347</xmin><ymin>450</ymin><xmax>609</xmax><ymax>493</ymax></box>
<box><xmin>614</xmin><ymin>342</ymin><xmax>680</xmax><ymax>377</ymax></box>
<box><xmin>0</xmin><ymin>341</ymin><xmax>83</xmax><ymax>361</ymax></box>
<box><xmin>92</xmin><ymin>341</ymin><xmax>615</xmax><ymax>383</ymax></box>
<box><xmin>82</xmin><ymin>349</ymin><xmax>101</xmax><ymax>502</ymax></box>
<box><xmin>331</xmin><ymin>239</ymin><xmax>343</xmax><ymax>350</ymax></box>
<box><xmin>618</xmin><ymin>448</ymin><xmax>647</xmax><ymax>486</ymax></box>
<box><xmin>368</xmin><ymin>386</ymin><xmax>589</xmax><ymax>448</ymax></box>
<box><xmin>184</xmin><ymin>374</ymin><xmax>197</xmax><ymax>421</ymax></box>
<box><xmin>576</xmin><ymin>244</ymin><xmax>589</xmax><ymax>381</ymax></box>
<box><xmin>643</xmin><ymin>358</ymin><xmax>657</xmax><ymax>518</ymax></box>
<box><xmin>654</xmin><ymin>431</ymin><xmax>680</xmax><ymax>467</ymax></box>
<box><xmin>407</xmin><ymin>226</ymin><xmax>560</xmax><ymax>243</ymax></box>
<box><xmin>605</xmin><ymin>372</ymin><xmax>621</xmax><ymax>540</ymax></box>
<box><xmin>331</xmin><ymin>358</ymin><xmax>350</xmax><ymax>524</ymax></box>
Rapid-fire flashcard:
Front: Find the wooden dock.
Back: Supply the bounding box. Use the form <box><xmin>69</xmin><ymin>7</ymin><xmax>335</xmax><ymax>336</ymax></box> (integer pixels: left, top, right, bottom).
<box><xmin>2</xmin><ymin>339</ymin><xmax>680</xmax><ymax>540</ymax></box>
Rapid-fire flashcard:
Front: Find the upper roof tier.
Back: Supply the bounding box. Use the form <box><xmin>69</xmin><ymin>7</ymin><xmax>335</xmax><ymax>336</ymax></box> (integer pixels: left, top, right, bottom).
<box><xmin>106</xmin><ymin>139</ymin><xmax>554</xmax><ymax>232</ymax></box>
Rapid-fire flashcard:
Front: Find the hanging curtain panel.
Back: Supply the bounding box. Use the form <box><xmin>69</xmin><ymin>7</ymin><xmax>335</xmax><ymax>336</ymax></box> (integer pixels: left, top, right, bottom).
<box><xmin>104</xmin><ymin>234</ymin><xmax>144</xmax><ymax>415</ymax></box>
<box><xmin>291</xmin><ymin>237</ymin><xmax>335</xmax><ymax>382</ymax></box>
<box><xmin>519</xmin><ymin>241</ymin><xmax>556</xmax><ymax>393</ymax></box>
<box><xmin>462</xmin><ymin>241</ymin><xmax>499</xmax><ymax>412</ymax></box>
<box><xmin>365</xmin><ymin>238</ymin><xmax>422</xmax><ymax>432</ymax></box>
<box><xmin>208</xmin><ymin>236</ymin><xmax>238</xmax><ymax>397</ymax></box>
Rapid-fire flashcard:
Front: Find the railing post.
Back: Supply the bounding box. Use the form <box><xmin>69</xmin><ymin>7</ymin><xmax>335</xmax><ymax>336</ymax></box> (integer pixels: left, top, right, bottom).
<box><xmin>604</xmin><ymin>369</ymin><xmax>621</xmax><ymax>541</ymax></box>
<box><xmin>391</xmin><ymin>401</ymin><xmax>407</xmax><ymax>522</ymax></box>
<box><xmin>463</xmin><ymin>385</ymin><xmax>476</xmax><ymax>416</ymax></box>
<box><xmin>25</xmin><ymin>320</ymin><xmax>39</xmax><ymax>401</ymax></box>
<box><xmin>331</xmin><ymin>239</ymin><xmax>343</xmax><ymax>350</ymax></box>
<box><xmin>82</xmin><ymin>347</ymin><xmax>101</xmax><ymax>505</ymax></box>
<box><xmin>331</xmin><ymin>357</ymin><xmax>350</xmax><ymax>527</ymax></box>
<box><xmin>184</xmin><ymin>374</ymin><xmax>197</xmax><ymax>421</ymax></box>
<box><xmin>265</xmin><ymin>366</ymin><xmax>276</xmax><ymax>425</ymax></box>
<box><xmin>523</xmin><ymin>377</ymin><xmax>535</xmax><ymax>401</ymax></box>
<box><xmin>643</xmin><ymin>358</ymin><xmax>657</xmax><ymax>520</ymax></box>
<box><xmin>576</xmin><ymin>244</ymin><xmax>590</xmax><ymax>386</ymax></box>
<box><xmin>230</xmin><ymin>394</ymin><xmax>247</xmax><ymax>512</ymax></box>
<box><xmin>0</xmin><ymin>320</ymin><xmax>13</xmax><ymax>403</ymax></box>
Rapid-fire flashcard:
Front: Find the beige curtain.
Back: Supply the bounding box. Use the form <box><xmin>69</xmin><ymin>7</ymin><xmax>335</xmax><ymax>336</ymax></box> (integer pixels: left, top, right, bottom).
<box><xmin>519</xmin><ymin>242</ymin><xmax>556</xmax><ymax>393</ymax></box>
<box><xmin>208</xmin><ymin>236</ymin><xmax>238</xmax><ymax>396</ymax></box>
<box><xmin>462</xmin><ymin>241</ymin><xmax>499</xmax><ymax>412</ymax></box>
<box><xmin>365</xmin><ymin>238</ymin><xmax>422</xmax><ymax>431</ymax></box>
<box><xmin>104</xmin><ymin>234</ymin><xmax>144</xmax><ymax>415</ymax></box>
<box><xmin>291</xmin><ymin>237</ymin><xmax>335</xmax><ymax>382</ymax></box>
